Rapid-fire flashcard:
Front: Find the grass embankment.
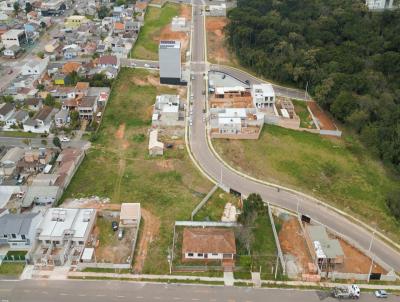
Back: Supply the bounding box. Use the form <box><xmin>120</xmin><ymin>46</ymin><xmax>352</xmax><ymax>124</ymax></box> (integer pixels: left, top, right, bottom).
<box><xmin>131</xmin><ymin>3</ymin><xmax>180</xmax><ymax>60</ymax></box>
<box><xmin>0</xmin><ymin>131</ymin><xmax>40</xmax><ymax>138</ymax></box>
<box><xmin>62</xmin><ymin>68</ymin><xmax>212</xmax><ymax>274</ymax></box>
<box><xmin>214</xmin><ymin>125</ymin><xmax>400</xmax><ymax>242</ymax></box>
<box><xmin>0</xmin><ymin>263</ymin><xmax>25</xmax><ymax>275</ymax></box>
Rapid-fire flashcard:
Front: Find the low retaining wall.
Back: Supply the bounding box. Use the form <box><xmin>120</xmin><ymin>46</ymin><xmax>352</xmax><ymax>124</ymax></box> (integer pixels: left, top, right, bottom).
<box><xmin>191</xmin><ymin>184</ymin><xmax>219</xmax><ymax>220</ymax></box>
<box><xmin>175</xmin><ymin>221</ymin><xmax>238</xmax><ymax>227</ymax></box>
<box><xmin>77</xmin><ymin>262</ymin><xmax>131</xmax><ymax>270</ymax></box>
<box><xmin>267</xmin><ymin>202</ymin><xmax>286</xmax><ymax>275</ymax></box>
<box><xmin>328</xmin><ymin>271</ymin><xmax>397</xmax><ymax>282</ymax></box>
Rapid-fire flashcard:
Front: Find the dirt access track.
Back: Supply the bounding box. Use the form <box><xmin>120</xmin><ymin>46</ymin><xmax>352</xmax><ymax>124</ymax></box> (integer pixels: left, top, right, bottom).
<box><xmin>279</xmin><ymin>217</ymin><xmax>313</xmax><ymax>274</ymax></box>
<box><xmin>308</xmin><ymin>101</ymin><xmax>337</xmax><ymax>131</ymax></box>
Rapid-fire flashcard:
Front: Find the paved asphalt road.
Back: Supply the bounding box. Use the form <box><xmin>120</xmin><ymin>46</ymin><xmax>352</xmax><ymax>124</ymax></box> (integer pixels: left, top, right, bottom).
<box><xmin>208</xmin><ymin>65</ymin><xmax>310</xmax><ymax>100</ymax></box>
<box><xmin>0</xmin><ymin>280</ymin><xmax>397</xmax><ymax>302</ymax></box>
<box><xmin>188</xmin><ymin>1</ymin><xmax>400</xmax><ymax>272</ymax></box>
<box><xmin>0</xmin><ymin>137</ymin><xmax>88</xmax><ymax>149</ymax></box>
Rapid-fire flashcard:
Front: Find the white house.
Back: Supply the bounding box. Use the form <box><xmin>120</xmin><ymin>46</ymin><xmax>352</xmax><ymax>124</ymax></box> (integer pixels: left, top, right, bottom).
<box><xmin>0</xmin><ymin>212</ymin><xmax>43</xmax><ymax>249</ymax></box>
<box><xmin>21</xmin><ymin>58</ymin><xmax>50</xmax><ymax>76</ymax></box>
<box><xmin>3</xmin><ymin>45</ymin><xmax>21</xmax><ymax>58</ymax></box>
<box><xmin>5</xmin><ymin>110</ymin><xmax>29</xmax><ymax>128</ymax></box>
<box><xmin>34</xmin><ymin>208</ymin><xmax>96</xmax><ymax>266</ymax></box>
<box><xmin>366</xmin><ymin>0</ymin><xmax>393</xmax><ymax>10</ymax></box>
<box><xmin>1</xmin><ymin>29</ymin><xmax>26</xmax><ymax>48</ymax></box>
<box><xmin>148</xmin><ymin>130</ymin><xmax>164</xmax><ymax>156</ymax></box>
<box><xmin>119</xmin><ymin>203</ymin><xmax>141</xmax><ymax>228</ymax></box>
<box><xmin>252</xmin><ymin>83</ymin><xmax>275</xmax><ymax>109</ymax></box>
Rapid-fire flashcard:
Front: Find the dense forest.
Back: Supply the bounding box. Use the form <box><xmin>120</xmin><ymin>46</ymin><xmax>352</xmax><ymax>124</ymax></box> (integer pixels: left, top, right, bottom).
<box><xmin>226</xmin><ymin>0</ymin><xmax>400</xmax><ymax>172</ymax></box>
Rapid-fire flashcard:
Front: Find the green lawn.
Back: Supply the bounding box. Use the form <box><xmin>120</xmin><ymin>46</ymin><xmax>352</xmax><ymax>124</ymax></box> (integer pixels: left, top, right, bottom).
<box><xmin>5</xmin><ymin>251</ymin><xmax>27</xmax><ymax>261</ymax></box>
<box><xmin>292</xmin><ymin>100</ymin><xmax>316</xmax><ymax>129</ymax></box>
<box><xmin>62</xmin><ymin>68</ymin><xmax>212</xmax><ymax>274</ymax></box>
<box><xmin>131</xmin><ymin>3</ymin><xmax>180</xmax><ymax>60</ymax></box>
<box><xmin>0</xmin><ymin>262</ymin><xmax>25</xmax><ymax>275</ymax></box>
<box><xmin>0</xmin><ymin>131</ymin><xmax>40</xmax><ymax>138</ymax></box>
<box><xmin>214</xmin><ymin>125</ymin><xmax>400</xmax><ymax>242</ymax></box>
<box><xmin>194</xmin><ymin>189</ymin><xmax>239</xmax><ymax>221</ymax></box>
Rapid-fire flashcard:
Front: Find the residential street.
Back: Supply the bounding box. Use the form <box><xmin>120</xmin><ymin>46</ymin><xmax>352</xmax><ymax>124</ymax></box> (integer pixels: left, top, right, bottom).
<box><xmin>0</xmin><ymin>137</ymin><xmax>89</xmax><ymax>149</ymax></box>
<box><xmin>188</xmin><ymin>0</ymin><xmax>400</xmax><ymax>272</ymax></box>
<box><xmin>0</xmin><ymin>280</ymin><xmax>397</xmax><ymax>302</ymax></box>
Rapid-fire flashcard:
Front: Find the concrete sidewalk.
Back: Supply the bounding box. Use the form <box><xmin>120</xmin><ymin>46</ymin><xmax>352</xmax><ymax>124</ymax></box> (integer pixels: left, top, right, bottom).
<box><xmin>66</xmin><ymin>271</ymin><xmax>400</xmax><ymax>291</ymax></box>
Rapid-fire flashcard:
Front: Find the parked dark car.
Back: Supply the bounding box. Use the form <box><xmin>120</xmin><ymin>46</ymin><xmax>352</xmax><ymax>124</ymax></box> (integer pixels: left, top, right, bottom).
<box><xmin>166</xmin><ymin>143</ymin><xmax>174</xmax><ymax>149</ymax></box>
<box><xmin>111</xmin><ymin>221</ymin><xmax>118</xmax><ymax>231</ymax></box>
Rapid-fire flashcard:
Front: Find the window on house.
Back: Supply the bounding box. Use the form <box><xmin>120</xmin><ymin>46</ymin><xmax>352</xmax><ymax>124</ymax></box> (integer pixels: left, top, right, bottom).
<box><xmin>197</xmin><ymin>253</ymin><xmax>203</xmax><ymax>257</ymax></box>
<box><xmin>3</xmin><ymin>235</ymin><xmax>7</xmax><ymax>238</ymax></box>
<box><xmin>11</xmin><ymin>234</ymin><xmax>16</xmax><ymax>239</ymax></box>
<box><xmin>212</xmin><ymin>253</ymin><xmax>218</xmax><ymax>256</ymax></box>
<box><xmin>21</xmin><ymin>235</ymin><xmax>26</xmax><ymax>240</ymax></box>
<box><xmin>45</xmin><ymin>240</ymin><xmax>50</xmax><ymax>244</ymax></box>
<box><xmin>188</xmin><ymin>253</ymin><xmax>193</xmax><ymax>257</ymax></box>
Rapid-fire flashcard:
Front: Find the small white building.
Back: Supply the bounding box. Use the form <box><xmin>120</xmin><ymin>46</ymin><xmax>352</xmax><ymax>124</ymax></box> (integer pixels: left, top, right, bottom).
<box><xmin>366</xmin><ymin>0</ymin><xmax>393</xmax><ymax>10</ymax></box>
<box><xmin>21</xmin><ymin>58</ymin><xmax>49</xmax><ymax>76</ymax></box>
<box><xmin>171</xmin><ymin>16</ymin><xmax>188</xmax><ymax>32</ymax></box>
<box><xmin>148</xmin><ymin>130</ymin><xmax>164</xmax><ymax>156</ymax></box>
<box><xmin>1</xmin><ymin>29</ymin><xmax>26</xmax><ymax>48</ymax></box>
<box><xmin>119</xmin><ymin>203</ymin><xmax>141</xmax><ymax>228</ymax></box>
<box><xmin>252</xmin><ymin>83</ymin><xmax>275</xmax><ymax>109</ymax></box>
<box><xmin>207</xmin><ymin>3</ymin><xmax>226</xmax><ymax>16</ymax></box>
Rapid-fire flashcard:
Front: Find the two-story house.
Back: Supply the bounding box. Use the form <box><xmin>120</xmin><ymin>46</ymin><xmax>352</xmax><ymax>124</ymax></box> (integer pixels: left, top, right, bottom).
<box><xmin>78</xmin><ymin>96</ymin><xmax>97</xmax><ymax>120</ymax></box>
<box><xmin>0</xmin><ymin>212</ymin><xmax>43</xmax><ymax>249</ymax></box>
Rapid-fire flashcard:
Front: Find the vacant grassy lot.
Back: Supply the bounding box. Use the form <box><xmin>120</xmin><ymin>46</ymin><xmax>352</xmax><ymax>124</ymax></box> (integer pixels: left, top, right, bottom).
<box><xmin>292</xmin><ymin>100</ymin><xmax>315</xmax><ymax>129</ymax></box>
<box><xmin>194</xmin><ymin>189</ymin><xmax>239</xmax><ymax>221</ymax></box>
<box><xmin>131</xmin><ymin>3</ymin><xmax>180</xmax><ymax>60</ymax></box>
<box><xmin>62</xmin><ymin>68</ymin><xmax>212</xmax><ymax>274</ymax></box>
<box><xmin>0</xmin><ymin>262</ymin><xmax>25</xmax><ymax>275</ymax></box>
<box><xmin>214</xmin><ymin>125</ymin><xmax>400</xmax><ymax>242</ymax></box>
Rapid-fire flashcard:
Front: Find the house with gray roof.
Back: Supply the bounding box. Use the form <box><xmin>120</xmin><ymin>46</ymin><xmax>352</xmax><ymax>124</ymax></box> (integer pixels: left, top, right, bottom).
<box><xmin>0</xmin><ymin>212</ymin><xmax>43</xmax><ymax>249</ymax></box>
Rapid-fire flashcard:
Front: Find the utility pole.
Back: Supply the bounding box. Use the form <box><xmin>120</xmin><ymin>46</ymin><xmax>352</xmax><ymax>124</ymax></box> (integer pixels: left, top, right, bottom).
<box><xmin>305</xmin><ymin>81</ymin><xmax>309</xmax><ymax>101</ymax></box>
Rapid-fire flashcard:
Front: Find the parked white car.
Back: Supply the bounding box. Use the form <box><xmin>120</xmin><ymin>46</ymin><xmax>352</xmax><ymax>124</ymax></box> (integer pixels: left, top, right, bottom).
<box><xmin>60</xmin><ymin>137</ymin><xmax>70</xmax><ymax>142</ymax></box>
<box><xmin>375</xmin><ymin>290</ymin><xmax>388</xmax><ymax>298</ymax></box>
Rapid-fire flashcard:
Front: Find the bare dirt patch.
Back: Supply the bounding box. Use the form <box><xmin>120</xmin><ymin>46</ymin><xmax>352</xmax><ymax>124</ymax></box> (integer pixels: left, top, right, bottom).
<box><xmin>180</xmin><ymin>5</ymin><xmax>191</xmax><ymax>20</ymax></box>
<box><xmin>336</xmin><ymin>239</ymin><xmax>386</xmax><ymax>274</ymax></box>
<box><xmin>308</xmin><ymin>101</ymin><xmax>337</xmax><ymax>131</ymax></box>
<box><xmin>93</xmin><ymin>215</ymin><xmax>135</xmax><ymax>264</ymax></box>
<box><xmin>206</xmin><ymin>17</ymin><xmax>237</xmax><ymax>65</ymax></box>
<box><xmin>158</xmin><ymin>25</ymin><xmax>188</xmax><ymax>57</ymax></box>
<box><xmin>133</xmin><ymin>208</ymin><xmax>161</xmax><ymax>273</ymax></box>
<box><xmin>279</xmin><ymin>217</ymin><xmax>313</xmax><ymax>274</ymax></box>
<box><xmin>115</xmin><ymin>124</ymin><xmax>126</xmax><ymax>140</ymax></box>
<box><xmin>155</xmin><ymin>159</ymin><xmax>175</xmax><ymax>171</ymax></box>
<box><xmin>63</xmin><ymin>196</ymin><xmax>121</xmax><ymax>211</ymax></box>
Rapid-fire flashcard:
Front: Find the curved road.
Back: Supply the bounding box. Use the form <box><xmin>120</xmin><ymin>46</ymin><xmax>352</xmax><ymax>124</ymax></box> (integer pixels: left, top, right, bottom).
<box><xmin>188</xmin><ymin>1</ymin><xmax>400</xmax><ymax>272</ymax></box>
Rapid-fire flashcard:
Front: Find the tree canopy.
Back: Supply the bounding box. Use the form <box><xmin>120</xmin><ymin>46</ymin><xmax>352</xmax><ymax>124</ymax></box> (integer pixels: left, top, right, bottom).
<box><xmin>226</xmin><ymin>0</ymin><xmax>400</xmax><ymax>171</ymax></box>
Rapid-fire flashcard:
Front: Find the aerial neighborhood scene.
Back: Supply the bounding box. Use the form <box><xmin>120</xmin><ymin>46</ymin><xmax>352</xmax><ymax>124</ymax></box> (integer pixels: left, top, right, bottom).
<box><xmin>0</xmin><ymin>0</ymin><xmax>399</xmax><ymax>301</ymax></box>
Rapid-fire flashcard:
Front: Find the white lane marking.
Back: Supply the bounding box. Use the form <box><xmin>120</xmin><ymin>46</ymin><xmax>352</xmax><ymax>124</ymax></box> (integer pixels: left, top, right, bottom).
<box><xmin>96</xmin><ymin>294</ymin><xmax>105</xmax><ymax>297</ymax></box>
<box><xmin>0</xmin><ymin>289</ymin><xmax>11</xmax><ymax>292</ymax></box>
<box><xmin>154</xmin><ymin>297</ymin><xmax>161</xmax><ymax>300</ymax></box>
<box><xmin>117</xmin><ymin>296</ymin><xmax>125</xmax><ymax>298</ymax></box>
<box><xmin>78</xmin><ymin>294</ymin><xmax>86</xmax><ymax>297</ymax></box>
<box><xmin>136</xmin><ymin>296</ymin><xmax>144</xmax><ymax>299</ymax></box>
<box><xmin>59</xmin><ymin>293</ymin><xmax>68</xmax><ymax>296</ymax></box>
<box><xmin>192</xmin><ymin>299</ymin><xmax>200</xmax><ymax>301</ymax></box>
<box><xmin>41</xmin><ymin>291</ymin><xmax>48</xmax><ymax>295</ymax></box>
<box><xmin>173</xmin><ymin>298</ymin><xmax>181</xmax><ymax>300</ymax></box>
